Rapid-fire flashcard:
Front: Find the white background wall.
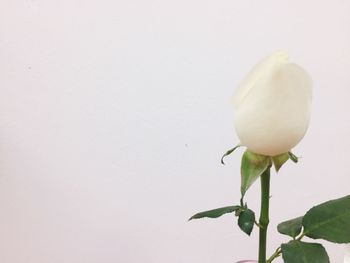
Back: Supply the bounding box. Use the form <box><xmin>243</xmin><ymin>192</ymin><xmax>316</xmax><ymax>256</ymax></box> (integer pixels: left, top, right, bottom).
<box><xmin>1</xmin><ymin>0</ymin><xmax>350</xmax><ymax>262</ymax></box>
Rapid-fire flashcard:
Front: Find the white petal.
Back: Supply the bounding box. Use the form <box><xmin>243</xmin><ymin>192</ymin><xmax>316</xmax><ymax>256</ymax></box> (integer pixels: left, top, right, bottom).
<box><xmin>232</xmin><ymin>51</ymin><xmax>289</xmax><ymax>110</ymax></box>
<box><xmin>233</xmin><ymin>59</ymin><xmax>312</xmax><ymax>156</ymax></box>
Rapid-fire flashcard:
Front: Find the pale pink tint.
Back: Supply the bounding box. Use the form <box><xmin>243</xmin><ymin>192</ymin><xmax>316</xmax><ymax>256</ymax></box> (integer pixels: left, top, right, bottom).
<box><xmin>0</xmin><ymin>0</ymin><xmax>349</xmax><ymax>263</ymax></box>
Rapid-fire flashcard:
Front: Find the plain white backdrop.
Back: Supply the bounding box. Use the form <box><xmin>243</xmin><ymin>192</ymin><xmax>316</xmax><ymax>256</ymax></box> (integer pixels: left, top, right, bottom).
<box><xmin>1</xmin><ymin>0</ymin><xmax>350</xmax><ymax>262</ymax></box>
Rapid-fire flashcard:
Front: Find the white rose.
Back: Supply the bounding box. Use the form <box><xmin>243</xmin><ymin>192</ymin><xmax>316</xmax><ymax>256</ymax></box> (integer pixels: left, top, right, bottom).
<box><xmin>232</xmin><ymin>51</ymin><xmax>312</xmax><ymax>156</ymax></box>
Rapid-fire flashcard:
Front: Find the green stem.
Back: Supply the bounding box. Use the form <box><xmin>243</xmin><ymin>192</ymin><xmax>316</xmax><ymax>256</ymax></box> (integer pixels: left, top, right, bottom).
<box><xmin>258</xmin><ymin>168</ymin><xmax>271</xmax><ymax>263</ymax></box>
<box><xmin>266</xmin><ymin>247</ymin><xmax>281</xmax><ymax>263</ymax></box>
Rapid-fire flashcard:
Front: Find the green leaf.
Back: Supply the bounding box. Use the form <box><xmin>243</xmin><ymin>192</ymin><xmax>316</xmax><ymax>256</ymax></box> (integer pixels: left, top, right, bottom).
<box><xmin>288</xmin><ymin>152</ymin><xmax>298</xmax><ymax>163</ymax></box>
<box><xmin>281</xmin><ymin>240</ymin><xmax>329</xmax><ymax>263</ymax></box>
<box><xmin>302</xmin><ymin>195</ymin><xmax>350</xmax><ymax>243</ymax></box>
<box><xmin>221</xmin><ymin>145</ymin><xmax>241</xmax><ymax>165</ymax></box>
<box><xmin>189</xmin><ymin>205</ymin><xmax>241</xmax><ymax>220</ymax></box>
<box><xmin>272</xmin><ymin>153</ymin><xmax>289</xmax><ymax>172</ymax></box>
<box><xmin>241</xmin><ymin>150</ymin><xmax>270</xmax><ymax>197</ymax></box>
<box><xmin>238</xmin><ymin>209</ymin><xmax>255</xmax><ymax>236</ymax></box>
<box><xmin>277</xmin><ymin>216</ymin><xmax>303</xmax><ymax>238</ymax></box>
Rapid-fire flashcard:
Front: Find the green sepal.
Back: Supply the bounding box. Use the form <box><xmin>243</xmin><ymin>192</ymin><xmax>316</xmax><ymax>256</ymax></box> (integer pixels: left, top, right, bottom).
<box><xmin>288</xmin><ymin>152</ymin><xmax>299</xmax><ymax>163</ymax></box>
<box><xmin>302</xmin><ymin>195</ymin><xmax>350</xmax><ymax>243</ymax></box>
<box><xmin>272</xmin><ymin>153</ymin><xmax>289</xmax><ymax>172</ymax></box>
<box><xmin>189</xmin><ymin>205</ymin><xmax>241</xmax><ymax>220</ymax></box>
<box><xmin>281</xmin><ymin>240</ymin><xmax>330</xmax><ymax>263</ymax></box>
<box><xmin>241</xmin><ymin>150</ymin><xmax>270</xmax><ymax>197</ymax></box>
<box><xmin>277</xmin><ymin>216</ymin><xmax>303</xmax><ymax>238</ymax></box>
<box><xmin>221</xmin><ymin>145</ymin><xmax>241</xmax><ymax>165</ymax></box>
<box><xmin>238</xmin><ymin>208</ymin><xmax>255</xmax><ymax>236</ymax></box>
